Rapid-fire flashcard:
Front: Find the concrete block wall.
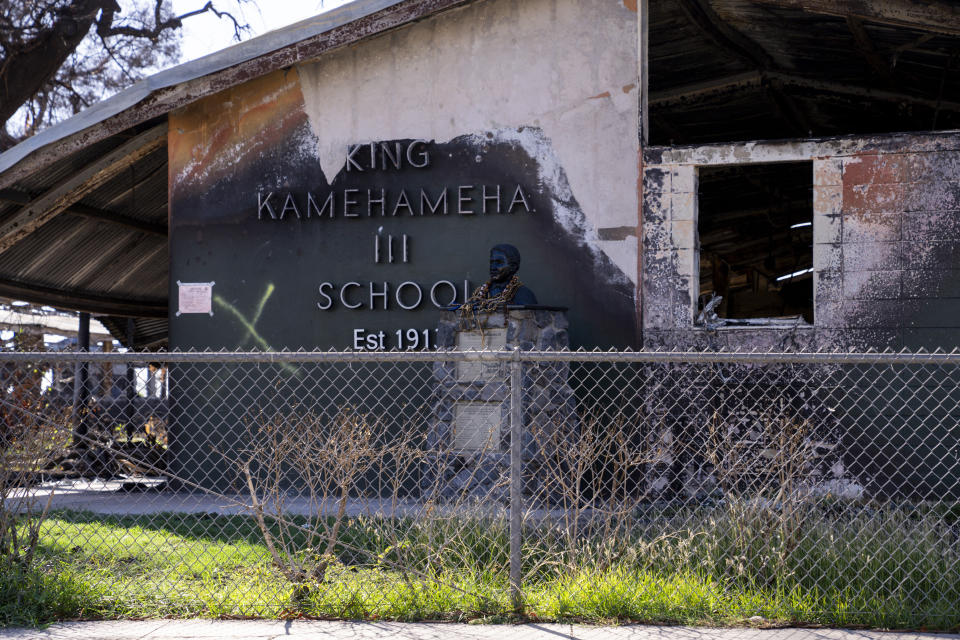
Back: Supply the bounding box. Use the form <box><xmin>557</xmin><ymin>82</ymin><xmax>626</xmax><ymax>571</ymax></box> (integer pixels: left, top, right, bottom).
<box><xmin>641</xmin><ymin>131</ymin><xmax>960</xmax><ymax>351</ymax></box>
<box><xmin>640</xmin><ymin>164</ymin><xmax>697</xmax><ymax>340</ymax></box>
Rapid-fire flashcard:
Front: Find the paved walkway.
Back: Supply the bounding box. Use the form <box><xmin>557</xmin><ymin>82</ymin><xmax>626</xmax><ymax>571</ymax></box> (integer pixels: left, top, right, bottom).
<box><xmin>2</xmin><ymin>621</ymin><xmax>958</xmax><ymax>640</ymax></box>
<box><xmin>17</xmin><ymin>479</ymin><xmax>571</xmax><ymax>519</ymax></box>
<box><xmin>18</xmin><ymin>479</ymin><xmax>432</xmax><ymax>517</ymax></box>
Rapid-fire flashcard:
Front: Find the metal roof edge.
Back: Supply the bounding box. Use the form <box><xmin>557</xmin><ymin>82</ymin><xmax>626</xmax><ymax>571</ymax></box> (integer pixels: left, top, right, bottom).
<box><xmin>0</xmin><ymin>0</ymin><xmax>407</xmax><ymax>178</ymax></box>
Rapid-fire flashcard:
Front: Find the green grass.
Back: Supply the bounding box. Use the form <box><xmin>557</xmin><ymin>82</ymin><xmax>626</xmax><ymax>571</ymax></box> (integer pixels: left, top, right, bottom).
<box><xmin>2</xmin><ymin>504</ymin><xmax>959</xmax><ymax>630</ymax></box>
<box><xmin>0</xmin><ymin>562</ymin><xmax>115</xmax><ymax>626</ymax></box>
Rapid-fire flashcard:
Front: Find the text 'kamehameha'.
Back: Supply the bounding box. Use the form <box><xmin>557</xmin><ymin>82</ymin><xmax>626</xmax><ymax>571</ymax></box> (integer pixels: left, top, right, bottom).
<box><xmin>256</xmin><ymin>140</ymin><xmax>533</xmax><ymax>220</ymax></box>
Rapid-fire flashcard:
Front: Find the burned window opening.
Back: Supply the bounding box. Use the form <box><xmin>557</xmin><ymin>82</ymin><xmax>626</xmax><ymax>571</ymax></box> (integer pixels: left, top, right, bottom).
<box><xmin>696</xmin><ymin>162</ymin><xmax>813</xmax><ymax>328</ymax></box>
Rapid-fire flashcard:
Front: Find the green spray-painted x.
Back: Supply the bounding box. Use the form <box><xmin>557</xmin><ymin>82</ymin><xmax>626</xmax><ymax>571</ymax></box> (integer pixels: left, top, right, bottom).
<box><xmin>212</xmin><ymin>284</ymin><xmax>300</xmax><ymax>377</ymax></box>
<box><xmin>213</xmin><ymin>283</ymin><xmax>275</xmax><ymax>350</ymax></box>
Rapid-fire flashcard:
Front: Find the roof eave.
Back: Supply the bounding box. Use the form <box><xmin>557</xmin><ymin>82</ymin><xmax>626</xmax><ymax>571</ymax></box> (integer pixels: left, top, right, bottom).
<box><xmin>0</xmin><ymin>0</ymin><xmax>477</xmax><ymax>190</ymax></box>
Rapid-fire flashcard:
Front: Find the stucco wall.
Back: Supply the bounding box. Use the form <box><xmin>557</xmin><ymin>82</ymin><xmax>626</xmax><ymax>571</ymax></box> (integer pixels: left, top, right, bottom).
<box><xmin>642</xmin><ymin>131</ymin><xmax>960</xmax><ymax>351</ymax></box>
<box><xmin>294</xmin><ymin>0</ymin><xmax>640</xmax><ymax>286</ymax></box>
<box><xmin>168</xmin><ymin>0</ymin><xmax>640</xmax><ymax>352</ymax></box>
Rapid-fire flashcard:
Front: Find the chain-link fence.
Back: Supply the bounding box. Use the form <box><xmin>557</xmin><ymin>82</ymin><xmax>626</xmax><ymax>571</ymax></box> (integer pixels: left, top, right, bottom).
<box><xmin>2</xmin><ymin>349</ymin><xmax>960</xmax><ymax>627</ymax></box>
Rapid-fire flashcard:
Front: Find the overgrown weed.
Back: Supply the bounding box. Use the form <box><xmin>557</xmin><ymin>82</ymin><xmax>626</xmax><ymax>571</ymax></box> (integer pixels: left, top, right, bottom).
<box><xmin>10</xmin><ymin>505</ymin><xmax>958</xmax><ymax>630</ymax></box>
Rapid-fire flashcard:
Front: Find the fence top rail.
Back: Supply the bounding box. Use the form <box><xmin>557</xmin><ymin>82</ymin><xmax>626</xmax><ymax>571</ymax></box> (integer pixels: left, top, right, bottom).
<box><xmin>3</xmin><ymin>349</ymin><xmax>960</xmax><ymax>365</ymax></box>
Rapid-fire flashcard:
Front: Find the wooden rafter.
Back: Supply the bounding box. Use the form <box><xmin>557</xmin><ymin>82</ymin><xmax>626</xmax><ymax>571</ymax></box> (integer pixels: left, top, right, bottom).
<box><xmin>0</xmin><ymin>124</ymin><xmax>167</xmax><ymax>255</ymax></box>
<box><xmin>650</xmin><ymin>70</ymin><xmax>960</xmax><ymax>112</ymax></box>
<box><xmin>845</xmin><ymin>16</ymin><xmax>897</xmax><ymax>85</ymax></box>
<box><xmin>675</xmin><ymin>0</ymin><xmax>818</xmax><ymax>133</ymax></box>
<box><xmin>766</xmin><ymin>80</ymin><xmax>814</xmax><ymax>136</ymax></box>
<box><xmin>771</xmin><ymin>72</ymin><xmax>960</xmax><ymax>110</ymax></box>
<box><xmin>649</xmin><ymin>71</ymin><xmax>764</xmax><ymax>106</ymax></box>
<box><xmin>678</xmin><ymin>0</ymin><xmax>774</xmax><ymax>70</ymax></box>
<box><xmin>750</xmin><ymin>0</ymin><xmax>960</xmax><ymax>37</ymax></box>
<box><xmin>0</xmin><ymin>189</ymin><xmax>167</xmax><ymax>237</ymax></box>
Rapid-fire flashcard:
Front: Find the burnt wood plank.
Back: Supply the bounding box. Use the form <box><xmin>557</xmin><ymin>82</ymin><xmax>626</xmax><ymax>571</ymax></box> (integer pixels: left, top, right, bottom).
<box><xmin>0</xmin><ymin>124</ymin><xmax>167</xmax><ymax>255</ymax></box>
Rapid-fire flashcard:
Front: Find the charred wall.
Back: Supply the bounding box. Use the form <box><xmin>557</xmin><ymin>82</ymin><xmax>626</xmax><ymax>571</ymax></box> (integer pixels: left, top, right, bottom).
<box><xmin>168</xmin><ymin>0</ymin><xmax>640</xmax><ymax>353</ymax></box>
<box><xmin>164</xmin><ymin>0</ymin><xmax>640</xmax><ymax>490</ymax></box>
<box><xmin>642</xmin><ymin>130</ymin><xmax>960</xmax><ymax>352</ymax></box>
<box><xmin>639</xmin><ymin>130</ymin><xmax>960</xmax><ymax>500</ymax></box>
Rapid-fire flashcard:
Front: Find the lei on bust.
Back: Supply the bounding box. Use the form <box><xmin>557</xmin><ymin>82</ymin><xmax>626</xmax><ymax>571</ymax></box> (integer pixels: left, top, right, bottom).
<box><xmin>459</xmin><ymin>275</ymin><xmax>523</xmax><ymax>317</ymax></box>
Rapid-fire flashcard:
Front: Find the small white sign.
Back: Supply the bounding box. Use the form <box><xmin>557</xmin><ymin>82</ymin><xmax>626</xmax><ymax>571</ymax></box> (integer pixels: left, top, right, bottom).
<box><xmin>176</xmin><ymin>281</ymin><xmax>215</xmax><ymax>316</ymax></box>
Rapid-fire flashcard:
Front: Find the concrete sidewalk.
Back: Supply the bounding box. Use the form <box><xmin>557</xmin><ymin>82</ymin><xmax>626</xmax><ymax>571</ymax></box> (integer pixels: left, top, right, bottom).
<box><xmin>2</xmin><ymin>621</ymin><xmax>959</xmax><ymax>640</ymax></box>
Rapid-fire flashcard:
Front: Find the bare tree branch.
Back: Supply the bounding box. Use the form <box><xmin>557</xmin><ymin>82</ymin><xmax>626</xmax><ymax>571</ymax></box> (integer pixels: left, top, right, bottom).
<box><xmin>97</xmin><ymin>31</ymin><xmax>136</xmax><ymax>83</ymax></box>
<box><xmin>99</xmin><ymin>1</ymin><xmax>249</xmax><ymax>42</ymax></box>
<box><xmin>0</xmin><ymin>0</ymin><xmax>252</xmax><ymax>149</ymax></box>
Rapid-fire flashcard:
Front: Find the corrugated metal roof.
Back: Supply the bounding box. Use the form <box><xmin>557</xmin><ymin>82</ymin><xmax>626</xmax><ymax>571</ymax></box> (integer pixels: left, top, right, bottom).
<box><xmin>99</xmin><ymin>315</ymin><xmax>170</xmax><ymax>350</ymax></box>
<box><xmin>0</xmin><ymin>126</ymin><xmax>169</xmax><ymax>303</ymax></box>
<box><xmin>80</xmin><ymin>147</ymin><xmax>168</xmax><ymax>223</ymax></box>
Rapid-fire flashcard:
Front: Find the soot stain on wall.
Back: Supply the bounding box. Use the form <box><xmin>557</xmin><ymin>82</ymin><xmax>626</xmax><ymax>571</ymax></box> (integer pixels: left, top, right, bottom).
<box><xmin>170</xmin><ymin>90</ymin><xmax>636</xmax><ymax>350</ymax></box>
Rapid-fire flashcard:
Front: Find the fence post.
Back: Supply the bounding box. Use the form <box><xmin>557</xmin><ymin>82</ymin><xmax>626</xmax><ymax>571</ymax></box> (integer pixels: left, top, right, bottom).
<box><xmin>71</xmin><ymin>311</ymin><xmax>91</xmax><ymax>450</ymax></box>
<box><xmin>509</xmin><ymin>347</ymin><xmax>523</xmax><ymax>613</ymax></box>
<box><xmin>124</xmin><ymin>318</ymin><xmax>136</xmax><ymax>439</ymax></box>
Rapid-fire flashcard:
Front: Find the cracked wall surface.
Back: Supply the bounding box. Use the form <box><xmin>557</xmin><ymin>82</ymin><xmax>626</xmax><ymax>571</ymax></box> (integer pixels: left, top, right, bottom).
<box><xmin>169</xmin><ymin>0</ymin><xmax>639</xmax><ymax>350</ymax></box>
<box><xmin>642</xmin><ymin>131</ymin><xmax>960</xmax><ymax>351</ymax></box>
<box><xmin>295</xmin><ymin>0</ymin><xmax>640</xmax><ymax>288</ymax></box>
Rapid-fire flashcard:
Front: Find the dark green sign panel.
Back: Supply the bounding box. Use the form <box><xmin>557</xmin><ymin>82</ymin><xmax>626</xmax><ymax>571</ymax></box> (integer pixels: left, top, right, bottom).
<box><xmin>169</xmin><ymin>131</ymin><xmax>636</xmax><ymax>351</ymax></box>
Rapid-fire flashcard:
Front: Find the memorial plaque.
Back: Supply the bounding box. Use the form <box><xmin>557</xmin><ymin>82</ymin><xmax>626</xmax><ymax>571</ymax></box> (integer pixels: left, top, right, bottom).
<box><xmin>453</xmin><ymin>402</ymin><xmax>502</xmax><ymax>451</ymax></box>
<box><xmin>456</xmin><ymin>328</ymin><xmax>506</xmax><ymax>381</ymax></box>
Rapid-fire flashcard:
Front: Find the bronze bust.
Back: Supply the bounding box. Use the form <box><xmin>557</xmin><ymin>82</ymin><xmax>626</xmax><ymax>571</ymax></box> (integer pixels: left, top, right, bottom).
<box><xmin>462</xmin><ymin>244</ymin><xmax>537</xmax><ymax>314</ymax></box>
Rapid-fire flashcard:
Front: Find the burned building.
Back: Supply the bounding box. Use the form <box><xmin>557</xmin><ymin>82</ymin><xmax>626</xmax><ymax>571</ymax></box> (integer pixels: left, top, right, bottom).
<box><xmin>0</xmin><ymin>1</ymin><xmax>956</xmax><ymax>496</ymax></box>
<box><xmin>0</xmin><ymin>0</ymin><xmax>953</xmax><ymax>353</ymax></box>
<box><xmin>641</xmin><ymin>3</ymin><xmax>960</xmax><ymax>352</ymax></box>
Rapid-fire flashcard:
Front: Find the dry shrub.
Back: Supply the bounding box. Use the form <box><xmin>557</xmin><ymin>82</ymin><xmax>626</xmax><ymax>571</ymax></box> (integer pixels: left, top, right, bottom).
<box><xmin>238</xmin><ymin>406</ymin><xmax>423</xmax><ymax>583</ymax></box>
<box><xmin>0</xmin><ymin>384</ymin><xmax>71</xmax><ymax>571</ymax></box>
<box><xmin>234</xmin><ymin>400</ymin><xmax>516</xmax><ymax>607</ymax></box>
<box><xmin>528</xmin><ymin>411</ymin><xmax>655</xmax><ymax>574</ymax></box>
<box><xmin>705</xmin><ymin>411</ymin><xmax>817</xmax><ymax>584</ymax></box>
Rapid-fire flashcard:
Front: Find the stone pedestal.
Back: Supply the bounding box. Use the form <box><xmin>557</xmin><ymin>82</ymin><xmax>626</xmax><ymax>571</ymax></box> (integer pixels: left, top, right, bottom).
<box><xmin>427</xmin><ymin>308</ymin><xmax>573</xmax><ymax>502</ymax></box>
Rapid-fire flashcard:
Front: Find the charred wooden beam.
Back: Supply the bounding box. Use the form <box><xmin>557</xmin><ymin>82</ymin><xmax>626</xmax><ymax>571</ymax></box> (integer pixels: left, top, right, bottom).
<box><xmin>750</xmin><ymin>0</ymin><xmax>960</xmax><ymax>37</ymax></box>
<box><xmin>669</xmin><ymin>0</ymin><xmax>818</xmax><ymax>142</ymax></box>
<box><xmin>0</xmin><ymin>276</ymin><xmax>166</xmax><ymax>317</ymax></box>
<box><xmin>846</xmin><ymin>16</ymin><xmax>897</xmax><ymax>85</ymax></box>
<box><xmin>678</xmin><ymin>0</ymin><xmax>774</xmax><ymax>70</ymax></box>
<box><xmin>769</xmin><ymin>71</ymin><xmax>960</xmax><ymax>111</ymax></box>
<box><xmin>650</xmin><ymin>71</ymin><xmax>763</xmax><ymax>106</ymax></box>
<box><xmin>765</xmin><ymin>80</ymin><xmax>814</xmax><ymax>136</ymax></box>
<box><xmin>651</xmin><ymin>71</ymin><xmax>960</xmax><ymax>112</ymax></box>
<box><xmin>0</xmin><ymin>189</ymin><xmax>166</xmax><ymax>237</ymax></box>
<box><xmin>0</xmin><ymin>124</ymin><xmax>167</xmax><ymax>255</ymax></box>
